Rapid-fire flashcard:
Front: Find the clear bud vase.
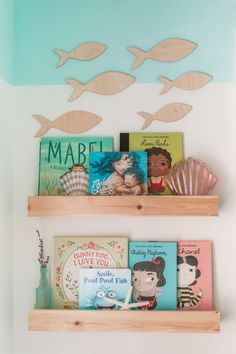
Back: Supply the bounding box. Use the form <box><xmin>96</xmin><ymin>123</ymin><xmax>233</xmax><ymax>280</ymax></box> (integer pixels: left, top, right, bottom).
<box><xmin>35</xmin><ymin>266</ymin><xmax>51</xmax><ymax>309</ymax></box>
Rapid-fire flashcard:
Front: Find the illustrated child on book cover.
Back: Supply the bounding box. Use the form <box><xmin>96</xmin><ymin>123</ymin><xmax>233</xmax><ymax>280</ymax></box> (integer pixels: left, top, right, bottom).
<box><xmin>89</xmin><ymin>152</ymin><xmax>148</xmax><ymax>196</ymax></box>
<box><xmin>145</xmin><ymin>147</ymin><xmax>172</xmax><ymax>195</ymax></box>
<box><xmin>177</xmin><ymin>256</ymin><xmax>203</xmax><ymax>309</ymax></box>
<box><xmin>177</xmin><ymin>241</ymin><xmax>212</xmax><ymax>310</ymax></box>
<box><xmin>132</xmin><ymin>257</ymin><xmax>166</xmax><ymax>310</ymax></box>
<box><xmin>59</xmin><ymin>163</ymin><xmax>89</xmax><ymax>196</ymax></box>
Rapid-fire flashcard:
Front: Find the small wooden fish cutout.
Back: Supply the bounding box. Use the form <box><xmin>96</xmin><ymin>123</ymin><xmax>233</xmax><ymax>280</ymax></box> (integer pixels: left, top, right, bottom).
<box><xmin>54</xmin><ymin>42</ymin><xmax>107</xmax><ymax>67</ymax></box>
<box><xmin>159</xmin><ymin>71</ymin><xmax>213</xmax><ymax>94</ymax></box>
<box><xmin>128</xmin><ymin>38</ymin><xmax>197</xmax><ymax>70</ymax></box>
<box><xmin>66</xmin><ymin>71</ymin><xmax>135</xmax><ymax>101</ymax></box>
<box><xmin>33</xmin><ymin>111</ymin><xmax>102</xmax><ymax>137</ymax></box>
<box><xmin>138</xmin><ymin>103</ymin><xmax>192</xmax><ymax>130</ymax></box>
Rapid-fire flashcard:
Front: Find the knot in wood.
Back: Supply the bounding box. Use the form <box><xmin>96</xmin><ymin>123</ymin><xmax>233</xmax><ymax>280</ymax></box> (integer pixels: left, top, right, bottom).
<box><xmin>137</xmin><ymin>204</ymin><xmax>142</xmax><ymax>210</ymax></box>
<box><xmin>74</xmin><ymin>321</ymin><xmax>80</xmax><ymax>326</ymax></box>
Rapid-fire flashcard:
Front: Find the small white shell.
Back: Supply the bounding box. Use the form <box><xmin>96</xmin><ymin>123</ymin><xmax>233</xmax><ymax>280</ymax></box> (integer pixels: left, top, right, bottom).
<box><xmin>59</xmin><ymin>171</ymin><xmax>89</xmax><ymax>196</ymax></box>
<box><xmin>164</xmin><ymin>157</ymin><xmax>217</xmax><ymax>195</ymax></box>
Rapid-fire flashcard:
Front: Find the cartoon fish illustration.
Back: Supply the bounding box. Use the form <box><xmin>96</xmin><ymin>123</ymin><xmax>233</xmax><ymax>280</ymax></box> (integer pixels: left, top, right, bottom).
<box><xmin>159</xmin><ymin>72</ymin><xmax>213</xmax><ymax>94</ymax></box>
<box><xmin>33</xmin><ymin>110</ymin><xmax>102</xmax><ymax>137</ymax></box>
<box><xmin>66</xmin><ymin>71</ymin><xmax>135</xmax><ymax>101</ymax></box>
<box><xmin>128</xmin><ymin>38</ymin><xmax>197</xmax><ymax>70</ymax></box>
<box><xmin>54</xmin><ymin>42</ymin><xmax>107</xmax><ymax>67</ymax></box>
<box><xmin>138</xmin><ymin>103</ymin><xmax>192</xmax><ymax>130</ymax></box>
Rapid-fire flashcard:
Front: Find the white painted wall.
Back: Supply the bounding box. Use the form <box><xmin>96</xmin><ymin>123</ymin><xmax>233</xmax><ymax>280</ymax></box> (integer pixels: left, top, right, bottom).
<box><xmin>11</xmin><ymin>79</ymin><xmax>236</xmax><ymax>353</ymax></box>
<box><xmin>0</xmin><ymin>80</ymin><xmax>13</xmax><ymax>354</ymax></box>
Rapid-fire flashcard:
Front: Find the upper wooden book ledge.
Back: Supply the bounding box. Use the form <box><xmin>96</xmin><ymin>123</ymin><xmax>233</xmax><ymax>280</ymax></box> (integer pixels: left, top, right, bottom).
<box><xmin>28</xmin><ymin>309</ymin><xmax>220</xmax><ymax>333</ymax></box>
<box><xmin>28</xmin><ymin>195</ymin><xmax>219</xmax><ymax>217</ymax></box>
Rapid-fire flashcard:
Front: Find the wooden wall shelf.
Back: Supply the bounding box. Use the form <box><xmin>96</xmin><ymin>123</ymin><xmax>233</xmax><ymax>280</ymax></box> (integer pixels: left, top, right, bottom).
<box><xmin>28</xmin><ymin>309</ymin><xmax>220</xmax><ymax>333</ymax></box>
<box><xmin>28</xmin><ymin>195</ymin><xmax>219</xmax><ymax>217</ymax></box>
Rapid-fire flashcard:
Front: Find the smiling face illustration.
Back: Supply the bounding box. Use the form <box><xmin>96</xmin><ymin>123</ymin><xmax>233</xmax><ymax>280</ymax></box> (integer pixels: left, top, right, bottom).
<box><xmin>94</xmin><ymin>288</ymin><xmax>117</xmax><ymax>309</ymax></box>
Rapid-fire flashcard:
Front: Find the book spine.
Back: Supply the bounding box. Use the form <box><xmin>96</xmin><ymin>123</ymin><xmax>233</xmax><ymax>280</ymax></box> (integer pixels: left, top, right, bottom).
<box><xmin>120</xmin><ymin>133</ymin><xmax>129</xmax><ymax>151</ymax></box>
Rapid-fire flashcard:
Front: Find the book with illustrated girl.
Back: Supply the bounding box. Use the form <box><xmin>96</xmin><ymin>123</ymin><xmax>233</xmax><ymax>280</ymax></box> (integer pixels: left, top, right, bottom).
<box><xmin>177</xmin><ymin>241</ymin><xmax>212</xmax><ymax>310</ymax></box>
<box><xmin>52</xmin><ymin>237</ymin><xmax>128</xmax><ymax>309</ymax></box>
<box><xmin>38</xmin><ymin>136</ymin><xmax>113</xmax><ymax>196</ymax></box>
<box><xmin>88</xmin><ymin>151</ymin><xmax>148</xmax><ymax>196</ymax></box>
<box><xmin>120</xmin><ymin>132</ymin><xmax>183</xmax><ymax>195</ymax></box>
<box><xmin>128</xmin><ymin>242</ymin><xmax>177</xmax><ymax>310</ymax></box>
<box><xmin>79</xmin><ymin>269</ymin><xmax>131</xmax><ymax>310</ymax></box>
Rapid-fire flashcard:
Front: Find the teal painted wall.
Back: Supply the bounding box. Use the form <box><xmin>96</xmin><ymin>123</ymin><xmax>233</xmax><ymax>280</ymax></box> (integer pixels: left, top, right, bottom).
<box><xmin>1</xmin><ymin>0</ymin><xmax>236</xmax><ymax>85</ymax></box>
<box><xmin>0</xmin><ymin>0</ymin><xmax>14</xmax><ymax>83</ymax></box>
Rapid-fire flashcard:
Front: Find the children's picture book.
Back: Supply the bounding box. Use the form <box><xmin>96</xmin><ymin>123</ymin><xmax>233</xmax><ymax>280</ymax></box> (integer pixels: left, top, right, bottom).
<box><xmin>120</xmin><ymin>132</ymin><xmax>183</xmax><ymax>195</ymax></box>
<box><xmin>128</xmin><ymin>241</ymin><xmax>177</xmax><ymax>310</ymax></box>
<box><xmin>177</xmin><ymin>241</ymin><xmax>212</xmax><ymax>310</ymax></box>
<box><xmin>52</xmin><ymin>237</ymin><xmax>128</xmax><ymax>309</ymax></box>
<box><xmin>38</xmin><ymin>136</ymin><xmax>113</xmax><ymax>195</ymax></box>
<box><xmin>79</xmin><ymin>268</ymin><xmax>131</xmax><ymax>310</ymax></box>
<box><xmin>89</xmin><ymin>151</ymin><xmax>148</xmax><ymax>196</ymax></box>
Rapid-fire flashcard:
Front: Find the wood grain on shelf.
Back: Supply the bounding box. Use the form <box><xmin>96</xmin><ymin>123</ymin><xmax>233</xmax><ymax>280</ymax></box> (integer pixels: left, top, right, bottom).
<box><xmin>28</xmin><ymin>309</ymin><xmax>220</xmax><ymax>333</ymax></box>
<box><xmin>28</xmin><ymin>195</ymin><xmax>219</xmax><ymax>217</ymax></box>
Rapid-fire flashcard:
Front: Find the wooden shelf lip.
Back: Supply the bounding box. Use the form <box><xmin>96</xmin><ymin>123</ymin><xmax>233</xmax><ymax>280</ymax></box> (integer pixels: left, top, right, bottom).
<box><xmin>28</xmin><ymin>195</ymin><xmax>219</xmax><ymax>217</ymax></box>
<box><xmin>28</xmin><ymin>309</ymin><xmax>220</xmax><ymax>333</ymax></box>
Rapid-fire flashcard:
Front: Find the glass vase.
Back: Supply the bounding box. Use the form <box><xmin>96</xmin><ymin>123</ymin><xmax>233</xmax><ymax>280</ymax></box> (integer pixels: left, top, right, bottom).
<box><xmin>35</xmin><ymin>266</ymin><xmax>51</xmax><ymax>309</ymax></box>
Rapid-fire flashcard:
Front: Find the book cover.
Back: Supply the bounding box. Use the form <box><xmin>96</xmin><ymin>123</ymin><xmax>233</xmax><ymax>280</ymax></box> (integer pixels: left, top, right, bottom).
<box><xmin>38</xmin><ymin>136</ymin><xmax>113</xmax><ymax>195</ymax></box>
<box><xmin>177</xmin><ymin>241</ymin><xmax>212</xmax><ymax>310</ymax></box>
<box><xmin>120</xmin><ymin>132</ymin><xmax>183</xmax><ymax>195</ymax></box>
<box><xmin>128</xmin><ymin>242</ymin><xmax>177</xmax><ymax>310</ymax></box>
<box><xmin>52</xmin><ymin>237</ymin><xmax>128</xmax><ymax>309</ymax></box>
<box><xmin>89</xmin><ymin>151</ymin><xmax>148</xmax><ymax>196</ymax></box>
<box><xmin>79</xmin><ymin>268</ymin><xmax>131</xmax><ymax>309</ymax></box>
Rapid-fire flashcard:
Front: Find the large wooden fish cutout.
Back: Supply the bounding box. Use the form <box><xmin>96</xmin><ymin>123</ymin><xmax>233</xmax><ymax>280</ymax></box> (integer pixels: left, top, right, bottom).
<box><xmin>159</xmin><ymin>71</ymin><xmax>213</xmax><ymax>94</ymax></box>
<box><xmin>66</xmin><ymin>71</ymin><xmax>135</xmax><ymax>101</ymax></box>
<box><xmin>33</xmin><ymin>111</ymin><xmax>102</xmax><ymax>137</ymax></box>
<box><xmin>138</xmin><ymin>103</ymin><xmax>192</xmax><ymax>130</ymax></box>
<box><xmin>54</xmin><ymin>42</ymin><xmax>107</xmax><ymax>67</ymax></box>
<box><xmin>128</xmin><ymin>38</ymin><xmax>197</xmax><ymax>70</ymax></box>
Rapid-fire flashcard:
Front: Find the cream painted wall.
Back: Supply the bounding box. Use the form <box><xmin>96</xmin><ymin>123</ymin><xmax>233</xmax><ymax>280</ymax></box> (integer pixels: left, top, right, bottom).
<box><xmin>0</xmin><ymin>80</ymin><xmax>13</xmax><ymax>354</ymax></box>
<box><xmin>11</xmin><ymin>79</ymin><xmax>236</xmax><ymax>353</ymax></box>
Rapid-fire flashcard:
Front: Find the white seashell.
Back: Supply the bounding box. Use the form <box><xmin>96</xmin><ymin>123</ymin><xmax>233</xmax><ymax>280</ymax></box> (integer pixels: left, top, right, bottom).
<box><xmin>59</xmin><ymin>171</ymin><xmax>89</xmax><ymax>196</ymax></box>
<box><xmin>164</xmin><ymin>157</ymin><xmax>217</xmax><ymax>195</ymax></box>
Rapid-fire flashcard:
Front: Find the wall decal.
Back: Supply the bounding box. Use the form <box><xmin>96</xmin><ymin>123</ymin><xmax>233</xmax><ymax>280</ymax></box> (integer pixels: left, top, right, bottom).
<box><xmin>54</xmin><ymin>42</ymin><xmax>107</xmax><ymax>67</ymax></box>
<box><xmin>33</xmin><ymin>111</ymin><xmax>102</xmax><ymax>137</ymax></box>
<box><xmin>66</xmin><ymin>71</ymin><xmax>135</xmax><ymax>101</ymax></box>
<box><xmin>128</xmin><ymin>38</ymin><xmax>197</xmax><ymax>70</ymax></box>
<box><xmin>159</xmin><ymin>71</ymin><xmax>213</xmax><ymax>94</ymax></box>
<box><xmin>138</xmin><ymin>103</ymin><xmax>192</xmax><ymax>130</ymax></box>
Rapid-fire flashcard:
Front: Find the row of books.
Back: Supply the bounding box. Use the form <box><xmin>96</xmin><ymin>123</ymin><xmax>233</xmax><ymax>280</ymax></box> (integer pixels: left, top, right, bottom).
<box><xmin>38</xmin><ymin>132</ymin><xmax>183</xmax><ymax>196</ymax></box>
<box><xmin>53</xmin><ymin>237</ymin><xmax>212</xmax><ymax>310</ymax></box>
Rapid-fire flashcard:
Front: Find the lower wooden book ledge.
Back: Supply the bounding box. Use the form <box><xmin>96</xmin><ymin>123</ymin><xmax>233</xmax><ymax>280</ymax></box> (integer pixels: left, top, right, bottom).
<box><xmin>28</xmin><ymin>309</ymin><xmax>220</xmax><ymax>333</ymax></box>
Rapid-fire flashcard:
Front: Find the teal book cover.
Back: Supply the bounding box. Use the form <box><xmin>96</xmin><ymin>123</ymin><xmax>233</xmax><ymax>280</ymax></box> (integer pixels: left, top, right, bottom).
<box><xmin>89</xmin><ymin>151</ymin><xmax>148</xmax><ymax>195</ymax></box>
<box><xmin>129</xmin><ymin>242</ymin><xmax>177</xmax><ymax>310</ymax></box>
<box><xmin>38</xmin><ymin>136</ymin><xmax>113</xmax><ymax>195</ymax></box>
<box><xmin>79</xmin><ymin>268</ymin><xmax>131</xmax><ymax>309</ymax></box>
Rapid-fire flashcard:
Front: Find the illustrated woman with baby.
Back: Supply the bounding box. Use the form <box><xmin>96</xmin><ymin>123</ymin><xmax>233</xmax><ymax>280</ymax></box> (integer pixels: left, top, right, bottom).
<box><xmin>91</xmin><ymin>152</ymin><xmax>147</xmax><ymax>195</ymax></box>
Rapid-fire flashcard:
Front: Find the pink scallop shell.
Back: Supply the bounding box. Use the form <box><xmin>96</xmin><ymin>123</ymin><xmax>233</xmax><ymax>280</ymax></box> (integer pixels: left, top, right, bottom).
<box><xmin>164</xmin><ymin>157</ymin><xmax>217</xmax><ymax>195</ymax></box>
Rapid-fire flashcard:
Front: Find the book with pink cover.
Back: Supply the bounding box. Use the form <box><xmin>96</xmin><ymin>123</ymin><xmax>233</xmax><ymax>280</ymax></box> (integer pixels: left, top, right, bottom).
<box><xmin>177</xmin><ymin>241</ymin><xmax>212</xmax><ymax>310</ymax></box>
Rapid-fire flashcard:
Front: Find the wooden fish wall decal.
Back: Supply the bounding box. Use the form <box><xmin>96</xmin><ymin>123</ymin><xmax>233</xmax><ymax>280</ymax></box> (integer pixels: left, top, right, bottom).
<box><xmin>128</xmin><ymin>38</ymin><xmax>197</xmax><ymax>70</ymax></box>
<box><xmin>33</xmin><ymin>111</ymin><xmax>102</xmax><ymax>137</ymax></box>
<box><xmin>159</xmin><ymin>71</ymin><xmax>213</xmax><ymax>94</ymax></box>
<box><xmin>138</xmin><ymin>103</ymin><xmax>192</xmax><ymax>130</ymax></box>
<box><xmin>54</xmin><ymin>42</ymin><xmax>107</xmax><ymax>67</ymax></box>
<box><xmin>66</xmin><ymin>71</ymin><xmax>135</xmax><ymax>101</ymax></box>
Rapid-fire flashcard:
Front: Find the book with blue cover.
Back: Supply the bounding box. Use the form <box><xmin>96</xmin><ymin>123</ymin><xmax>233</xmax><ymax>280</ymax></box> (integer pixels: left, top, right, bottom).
<box><xmin>79</xmin><ymin>268</ymin><xmax>131</xmax><ymax>309</ymax></box>
<box><xmin>38</xmin><ymin>136</ymin><xmax>113</xmax><ymax>195</ymax></box>
<box><xmin>129</xmin><ymin>241</ymin><xmax>177</xmax><ymax>310</ymax></box>
<box><xmin>89</xmin><ymin>151</ymin><xmax>148</xmax><ymax>195</ymax></box>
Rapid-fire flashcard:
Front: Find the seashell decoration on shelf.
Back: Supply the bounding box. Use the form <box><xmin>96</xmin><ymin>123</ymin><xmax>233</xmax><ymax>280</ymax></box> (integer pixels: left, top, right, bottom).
<box><xmin>164</xmin><ymin>157</ymin><xmax>217</xmax><ymax>196</ymax></box>
<box><xmin>59</xmin><ymin>169</ymin><xmax>89</xmax><ymax>196</ymax></box>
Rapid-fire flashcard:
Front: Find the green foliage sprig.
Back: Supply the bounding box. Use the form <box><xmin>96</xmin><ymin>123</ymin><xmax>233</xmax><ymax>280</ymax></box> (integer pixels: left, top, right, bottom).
<box><xmin>36</xmin><ymin>230</ymin><xmax>49</xmax><ymax>268</ymax></box>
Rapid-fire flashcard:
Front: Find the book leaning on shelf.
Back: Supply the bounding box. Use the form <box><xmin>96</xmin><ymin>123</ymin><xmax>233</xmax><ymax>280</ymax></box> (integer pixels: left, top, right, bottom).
<box><xmin>38</xmin><ymin>136</ymin><xmax>113</xmax><ymax>196</ymax></box>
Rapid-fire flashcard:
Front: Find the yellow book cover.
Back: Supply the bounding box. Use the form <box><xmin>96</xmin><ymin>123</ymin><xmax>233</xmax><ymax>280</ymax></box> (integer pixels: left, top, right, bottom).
<box><xmin>120</xmin><ymin>132</ymin><xmax>183</xmax><ymax>195</ymax></box>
